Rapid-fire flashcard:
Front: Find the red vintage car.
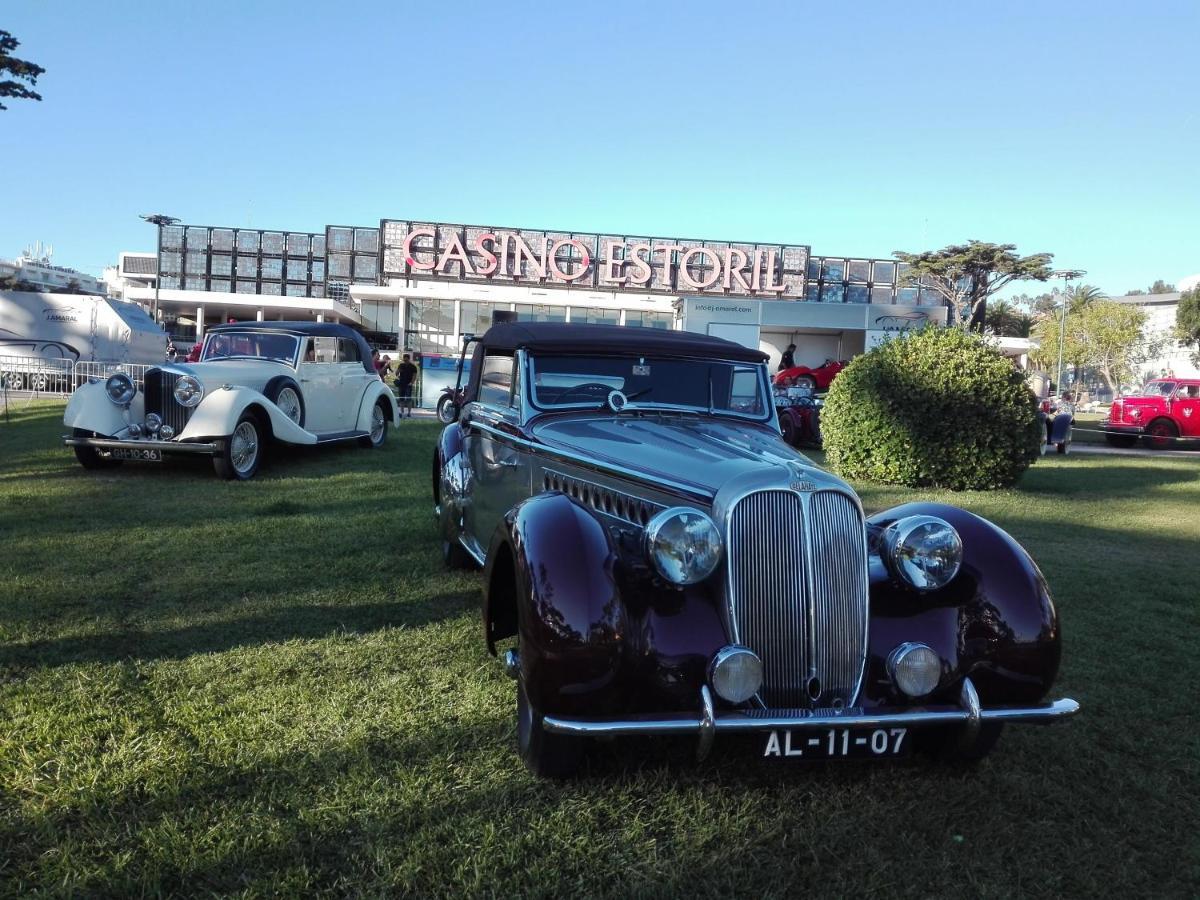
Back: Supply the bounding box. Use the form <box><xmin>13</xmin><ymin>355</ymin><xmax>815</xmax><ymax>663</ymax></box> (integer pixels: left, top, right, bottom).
<box><xmin>1101</xmin><ymin>378</ymin><xmax>1200</xmax><ymax>449</ymax></box>
<box><xmin>774</xmin><ymin>358</ymin><xmax>847</xmax><ymax>391</ymax></box>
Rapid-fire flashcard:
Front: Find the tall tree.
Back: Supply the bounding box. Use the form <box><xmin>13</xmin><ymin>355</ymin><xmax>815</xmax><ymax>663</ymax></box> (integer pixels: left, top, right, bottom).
<box><xmin>1176</xmin><ymin>285</ymin><xmax>1200</xmax><ymax>364</ymax></box>
<box><xmin>893</xmin><ymin>241</ymin><xmax>1076</xmax><ymax>332</ymax></box>
<box><xmin>1148</xmin><ymin>279</ymin><xmax>1176</xmax><ymax>295</ymax></box>
<box><xmin>1031</xmin><ymin>300</ymin><xmax>1158</xmax><ymax>395</ymax></box>
<box><xmin>0</xmin><ymin>30</ymin><xmax>44</xmax><ymax>110</ymax></box>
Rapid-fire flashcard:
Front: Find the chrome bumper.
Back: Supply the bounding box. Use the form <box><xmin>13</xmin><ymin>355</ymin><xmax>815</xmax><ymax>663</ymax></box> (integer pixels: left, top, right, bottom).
<box><xmin>542</xmin><ymin>678</ymin><xmax>1080</xmax><ymax>761</ymax></box>
<box><xmin>63</xmin><ymin>435</ymin><xmax>219</xmax><ymax>455</ymax></box>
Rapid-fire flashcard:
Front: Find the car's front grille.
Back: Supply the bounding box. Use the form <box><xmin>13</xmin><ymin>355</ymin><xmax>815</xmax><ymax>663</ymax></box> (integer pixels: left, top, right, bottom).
<box><xmin>144</xmin><ymin>368</ymin><xmax>195</xmax><ymax>435</ymax></box>
<box><xmin>727</xmin><ymin>489</ymin><xmax>868</xmax><ymax>708</ymax></box>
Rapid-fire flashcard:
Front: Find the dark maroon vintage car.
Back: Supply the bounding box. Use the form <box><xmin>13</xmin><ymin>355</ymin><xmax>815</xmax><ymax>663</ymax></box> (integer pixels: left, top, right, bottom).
<box><xmin>433</xmin><ymin>323</ymin><xmax>1078</xmax><ymax>777</ymax></box>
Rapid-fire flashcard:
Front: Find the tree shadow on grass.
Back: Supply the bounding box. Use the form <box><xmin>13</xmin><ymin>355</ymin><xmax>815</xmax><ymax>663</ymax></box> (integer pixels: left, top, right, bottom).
<box><xmin>0</xmin><ymin>591</ymin><xmax>478</xmax><ymax>674</ymax></box>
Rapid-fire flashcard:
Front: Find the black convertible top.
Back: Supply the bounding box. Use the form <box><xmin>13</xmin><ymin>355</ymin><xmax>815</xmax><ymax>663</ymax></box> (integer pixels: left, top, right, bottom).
<box><xmin>478</xmin><ymin>322</ymin><xmax>767</xmax><ymax>363</ymax></box>
<box><xmin>207</xmin><ymin>320</ymin><xmax>375</xmax><ymax>374</ymax></box>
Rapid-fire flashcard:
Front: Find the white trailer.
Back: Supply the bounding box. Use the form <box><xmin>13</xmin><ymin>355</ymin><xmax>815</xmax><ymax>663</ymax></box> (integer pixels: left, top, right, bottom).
<box><xmin>0</xmin><ymin>291</ymin><xmax>167</xmax><ymax>390</ymax></box>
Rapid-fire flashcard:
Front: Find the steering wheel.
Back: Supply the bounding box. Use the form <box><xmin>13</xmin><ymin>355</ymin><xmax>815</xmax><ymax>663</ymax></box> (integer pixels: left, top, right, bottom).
<box><xmin>557</xmin><ymin>382</ymin><xmax>614</xmax><ymax>403</ymax></box>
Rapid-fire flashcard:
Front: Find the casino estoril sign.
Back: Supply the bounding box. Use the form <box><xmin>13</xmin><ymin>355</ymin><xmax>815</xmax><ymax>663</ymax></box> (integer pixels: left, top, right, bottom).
<box><xmin>381</xmin><ymin>220</ymin><xmax>809</xmax><ymax>299</ymax></box>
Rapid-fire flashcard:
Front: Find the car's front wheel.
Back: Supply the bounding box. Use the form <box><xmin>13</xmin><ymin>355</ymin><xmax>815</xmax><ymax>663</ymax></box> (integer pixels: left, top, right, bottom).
<box><xmin>1143</xmin><ymin>418</ymin><xmax>1178</xmax><ymax>450</ymax></box>
<box><xmin>72</xmin><ymin>429</ymin><xmax>122</xmax><ymax>470</ymax></box>
<box><xmin>517</xmin><ymin>673</ymin><xmax>583</xmax><ymax>778</ymax></box>
<box><xmin>214</xmin><ymin>413</ymin><xmax>262</xmax><ymax>480</ymax></box>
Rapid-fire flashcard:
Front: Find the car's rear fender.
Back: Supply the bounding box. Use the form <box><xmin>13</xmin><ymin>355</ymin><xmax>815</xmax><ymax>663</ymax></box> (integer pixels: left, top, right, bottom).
<box><xmin>485</xmin><ymin>491</ymin><xmax>628</xmax><ymax>716</ymax></box>
<box><xmin>178</xmin><ymin>386</ymin><xmax>315</xmax><ymax>444</ymax></box>
<box><xmin>865</xmin><ymin>502</ymin><xmax>1061</xmax><ymax>708</ymax></box>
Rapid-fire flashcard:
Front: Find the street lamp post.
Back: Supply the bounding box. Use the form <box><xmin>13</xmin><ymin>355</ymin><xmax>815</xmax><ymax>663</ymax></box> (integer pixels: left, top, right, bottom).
<box><xmin>1050</xmin><ymin>269</ymin><xmax>1085</xmax><ymax>397</ymax></box>
<box><xmin>140</xmin><ymin>213</ymin><xmax>179</xmax><ymax>327</ymax></box>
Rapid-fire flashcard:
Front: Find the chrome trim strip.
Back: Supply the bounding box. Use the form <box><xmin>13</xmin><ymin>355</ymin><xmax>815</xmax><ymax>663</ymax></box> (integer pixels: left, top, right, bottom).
<box><xmin>696</xmin><ymin>685</ymin><xmax>716</xmax><ymax>762</ymax></box>
<box><xmin>468</xmin><ymin>420</ymin><xmax>712</xmax><ymax>501</ymax></box>
<box><xmin>542</xmin><ymin>697</ymin><xmax>1081</xmax><ymax>737</ymax></box>
<box><xmin>63</xmin><ymin>436</ymin><xmax>218</xmax><ymax>454</ymax></box>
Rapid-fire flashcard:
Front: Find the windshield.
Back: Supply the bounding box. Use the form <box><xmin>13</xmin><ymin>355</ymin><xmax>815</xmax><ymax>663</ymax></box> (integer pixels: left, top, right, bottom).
<box><xmin>202</xmin><ymin>332</ymin><xmax>300</xmax><ymax>365</ymax></box>
<box><xmin>1132</xmin><ymin>380</ymin><xmax>1176</xmax><ymax>398</ymax></box>
<box><xmin>528</xmin><ymin>354</ymin><xmax>770</xmax><ymax>419</ymax></box>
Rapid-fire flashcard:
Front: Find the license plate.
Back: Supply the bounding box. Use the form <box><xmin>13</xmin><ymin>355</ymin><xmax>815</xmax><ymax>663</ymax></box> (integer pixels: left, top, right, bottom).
<box><xmin>763</xmin><ymin>727</ymin><xmax>909</xmax><ymax>760</ymax></box>
<box><xmin>108</xmin><ymin>447</ymin><xmax>163</xmax><ymax>462</ymax></box>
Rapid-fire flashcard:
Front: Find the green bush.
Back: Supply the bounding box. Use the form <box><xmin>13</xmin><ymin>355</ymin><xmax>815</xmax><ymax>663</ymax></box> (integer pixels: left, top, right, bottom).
<box><xmin>822</xmin><ymin>326</ymin><xmax>1043</xmax><ymax>490</ymax></box>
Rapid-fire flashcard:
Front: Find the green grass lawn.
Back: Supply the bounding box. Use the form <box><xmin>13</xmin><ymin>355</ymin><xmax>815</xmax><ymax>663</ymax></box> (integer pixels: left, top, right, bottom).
<box><xmin>1</xmin><ymin>400</ymin><xmax>1198</xmax><ymax>897</ymax></box>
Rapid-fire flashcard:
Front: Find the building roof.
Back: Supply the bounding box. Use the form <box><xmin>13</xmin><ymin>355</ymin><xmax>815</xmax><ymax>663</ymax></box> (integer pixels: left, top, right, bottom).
<box><xmin>478</xmin><ymin>321</ymin><xmax>767</xmax><ymax>363</ymax></box>
<box><xmin>1110</xmin><ymin>292</ymin><xmax>1181</xmax><ymax>306</ymax></box>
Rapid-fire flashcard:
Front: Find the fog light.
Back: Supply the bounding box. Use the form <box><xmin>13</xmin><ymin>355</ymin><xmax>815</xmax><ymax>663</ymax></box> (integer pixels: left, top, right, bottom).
<box><xmin>708</xmin><ymin>645</ymin><xmax>763</xmax><ymax>704</ymax></box>
<box><xmin>127</xmin><ymin>423</ymin><xmax>142</xmax><ymax>437</ymax></box>
<box><xmin>159</xmin><ymin>424</ymin><xmax>175</xmax><ymax>440</ymax></box>
<box><xmin>888</xmin><ymin>642</ymin><xmax>942</xmax><ymax>698</ymax></box>
<box><xmin>145</xmin><ymin>413</ymin><xmax>163</xmax><ymax>434</ymax></box>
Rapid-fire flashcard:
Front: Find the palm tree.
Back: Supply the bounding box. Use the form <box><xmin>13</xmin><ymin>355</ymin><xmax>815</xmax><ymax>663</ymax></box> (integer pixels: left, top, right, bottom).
<box><xmin>1013</xmin><ymin>313</ymin><xmax>1034</xmax><ymax>338</ymax></box>
<box><xmin>1065</xmin><ymin>284</ymin><xmax>1106</xmax><ymax>312</ymax></box>
<box><xmin>987</xmin><ymin>299</ymin><xmax>1018</xmax><ymax>336</ymax></box>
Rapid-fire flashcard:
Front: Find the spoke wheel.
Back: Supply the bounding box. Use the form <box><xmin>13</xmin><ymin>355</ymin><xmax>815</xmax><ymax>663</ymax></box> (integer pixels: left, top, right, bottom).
<box><xmin>214</xmin><ymin>413</ymin><xmax>262</xmax><ymax>480</ymax></box>
<box><xmin>359</xmin><ymin>402</ymin><xmax>389</xmax><ymax>448</ymax></box>
<box><xmin>277</xmin><ymin>387</ymin><xmax>302</xmax><ymax>424</ymax></box>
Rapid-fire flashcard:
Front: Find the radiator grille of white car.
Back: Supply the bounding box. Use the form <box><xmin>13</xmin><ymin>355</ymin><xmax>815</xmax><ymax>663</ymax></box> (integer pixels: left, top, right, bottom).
<box><xmin>727</xmin><ymin>489</ymin><xmax>868</xmax><ymax>708</ymax></box>
<box><xmin>144</xmin><ymin>369</ymin><xmax>195</xmax><ymax>436</ymax></box>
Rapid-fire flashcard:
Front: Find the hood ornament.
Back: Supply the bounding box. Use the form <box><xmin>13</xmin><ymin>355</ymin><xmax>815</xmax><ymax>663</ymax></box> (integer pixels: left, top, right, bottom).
<box><xmin>787</xmin><ymin>461</ymin><xmax>816</xmax><ymax>492</ymax></box>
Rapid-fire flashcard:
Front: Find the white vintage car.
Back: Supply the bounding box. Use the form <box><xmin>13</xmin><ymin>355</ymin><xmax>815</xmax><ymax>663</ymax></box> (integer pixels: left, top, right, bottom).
<box><xmin>63</xmin><ymin>322</ymin><xmax>399</xmax><ymax>479</ymax></box>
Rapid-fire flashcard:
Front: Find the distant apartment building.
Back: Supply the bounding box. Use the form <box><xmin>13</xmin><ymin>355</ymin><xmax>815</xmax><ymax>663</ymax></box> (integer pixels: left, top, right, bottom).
<box><xmin>1</xmin><ymin>244</ymin><xmax>106</xmax><ymax>295</ymax></box>
<box><xmin>1111</xmin><ymin>290</ymin><xmax>1199</xmax><ymax>379</ymax></box>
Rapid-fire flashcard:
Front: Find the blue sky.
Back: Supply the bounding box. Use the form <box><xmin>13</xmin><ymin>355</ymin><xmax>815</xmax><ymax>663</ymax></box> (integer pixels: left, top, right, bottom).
<box><xmin>3</xmin><ymin>0</ymin><xmax>1197</xmax><ymax>297</ymax></box>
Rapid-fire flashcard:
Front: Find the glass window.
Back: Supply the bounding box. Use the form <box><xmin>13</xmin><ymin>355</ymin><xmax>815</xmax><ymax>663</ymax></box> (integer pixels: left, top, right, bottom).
<box><xmin>237</xmin><ymin>256</ymin><xmax>258</xmax><ymax>276</ymax></box>
<box><xmin>311</xmin><ymin>261</ymin><xmax>325</xmax><ymax>280</ymax></box>
<box><xmin>186</xmin><ymin>227</ymin><xmax>208</xmax><ymax>249</ymax></box>
<box><xmin>846</xmin><ymin>284</ymin><xmax>870</xmax><ymax>304</ymax></box>
<box><xmin>160</xmin><ymin>275</ymin><xmax>181</xmax><ymax>289</ymax></box>
<box><xmin>311</xmin><ymin>282</ymin><xmax>325</xmax><ymax>297</ymax></box>
<box><xmin>160</xmin><ymin>226</ymin><xmax>183</xmax><ymax>250</ymax></box>
<box><xmin>328</xmin><ymin>227</ymin><xmax>353</xmax><ymax>252</ymax></box>
<box><xmin>185</xmin><ymin>252</ymin><xmax>207</xmax><ymax>275</ymax></box>
<box><xmin>286</xmin><ymin>259</ymin><xmax>307</xmax><ymax>281</ymax></box>
<box><xmin>311</xmin><ymin>235</ymin><xmax>326</xmax><ymax>257</ymax></box>
<box><xmin>328</xmin><ymin>253</ymin><xmax>352</xmax><ymax>278</ymax></box>
<box><xmin>821</xmin><ymin>283</ymin><xmax>845</xmax><ymax>303</ymax></box>
<box><xmin>872</xmin><ymin>261</ymin><xmax>895</xmax><ymax>284</ymax></box>
<box><xmin>355</xmin><ymin>228</ymin><xmax>379</xmax><ymax>253</ymax></box>
<box><xmin>338</xmin><ymin>338</ymin><xmax>361</xmax><ymax>363</ymax></box>
<box><xmin>211</xmin><ymin>229</ymin><xmax>234</xmax><ymax>251</ymax></box>
<box><xmin>512</xmin><ymin>303</ymin><xmax>565</xmax><ymax>323</ymax></box>
<box><xmin>160</xmin><ymin>251</ymin><xmax>182</xmax><ymax>273</ymax></box>
<box><xmin>806</xmin><ymin>257</ymin><xmax>821</xmax><ymax>279</ymax></box>
<box><xmin>871</xmin><ymin>286</ymin><xmax>895</xmax><ymax>304</ymax></box>
<box><xmin>805</xmin><ymin>283</ymin><xmax>820</xmax><ymax>302</ymax></box>
<box><xmin>310</xmin><ymin>337</ymin><xmax>338</xmax><ymax>363</ymax></box>
<box><xmin>625</xmin><ymin>310</ymin><xmax>673</xmax><ymax>328</ymax></box>
<box><xmin>918</xmin><ymin>287</ymin><xmax>942</xmax><ymax>306</ymax></box>
<box><xmin>287</xmin><ymin>234</ymin><xmax>310</xmax><ymax>256</ymax></box>
<box><xmin>185</xmin><ymin>276</ymin><xmax>206</xmax><ymax>290</ymax></box>
<box><xmin>261</xmin><ymin>282</ymin><xmax>281</xmax><ymax>296</ymax></box>
<box><xmin>261</xmin><ymin>233</ymin><xmax>285</xmax><ymax>255</ymax></box>
<box><xmin>210</xmin><ymin>279</ymin><xmax>231</xmax><ymax>293</ymax></box>
<box><xmin>354</xmin><ymin>255</ymin><xmax>378</xmax><ymax>279</ymax></box>
<box><xmin>479</xmin><ymin>354</ymin><xmax>515</xmax><ymax>406</ymax></box>
<box><xmin>236</xmin><ymin>280</ymin><xmax>257</xmax><ymax>294</ymax></box>
<box><xmin>203</xmin><ymin>331</ymin><xmax>299</xmax><ymax>364</ymax></box>
<box><xmin>211</xmin><ymin>255</ymin><xmax>232</xmax><ymax>277</ymax></box>
<box><xmin>897</xmin><ymin>287</ymin><xmax>919</xmax><ymax>305</ymax></box>
<box><xmin>581</xmin><ymin>306</ymin><xmax>619</xmax><ymax>325</ymax></box>
<box><xmin>261</xmin><ymin>258</ymin><xmax>283</xmax><ymax>280</ymax></box>
<box><xmin>236</xmin><ymin>231</ymin><xmax>259</xmax><ymax>253</ymax></box>
<box><xmin>821</xmin><ymin>259</ymin><xmax>846</xmax><ymax>282</ymax></box>
<box><xmin>286</xmin><ymin>283</ymin><xmax>307</xmax><ymax>297</ymax></box>
<box><xmin>460</xmin><ymin>301</ymin><xmax>498</xmax><ymax>335</ymax></box>
<box><xmin>848</xmin><ymin>260</ymin><xmax>870</xmax><ymax>282</ymax></box>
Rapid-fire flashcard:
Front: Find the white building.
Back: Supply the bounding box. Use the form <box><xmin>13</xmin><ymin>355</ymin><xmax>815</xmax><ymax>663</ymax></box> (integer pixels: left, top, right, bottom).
<box><xmin>1111</xmin><ymin>291</ymin><xmax>1199</xmax><ymax>380</ymax></box>
<box><xmin>1</xmin><ymin>243</ymin><xmax>106</xmax><ymax>295</ymax></box>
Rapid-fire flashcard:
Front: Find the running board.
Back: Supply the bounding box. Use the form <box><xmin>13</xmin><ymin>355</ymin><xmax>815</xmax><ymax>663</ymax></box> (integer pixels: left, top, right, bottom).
<box><xmin>314</xmin><ymin>430</ymin><xmax>369</xmax><ymax>444</ymax></box>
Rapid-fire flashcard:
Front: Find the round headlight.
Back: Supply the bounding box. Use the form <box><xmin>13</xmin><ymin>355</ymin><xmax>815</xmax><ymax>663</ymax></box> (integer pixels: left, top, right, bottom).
<box><xmin>159</xmin><ymin>424</ymin><xmax>175</xmax><ymax>440</ymax></box>
<box><xmin>888</xmin><ymin>642</ymin><xmax>942</xmax><ymax>698</ymax></box>
<box><xmin>173</xmin><ymin>374</ymin><xmax>204</xmax><ymax>407</ymax></box>
<box><xmin>709</xmin><ymin>645</ymin><xmax>763</xmax><ymax>704</ymax></box>
<box><xmin>104</xmin><ymin>373</ymin><xmax>136</xmax><ymax>405</ymax></box>
<box><xmin>882</xmin><ymin>515</ymin><xmax>962</xmax><ymax>592</ymax></box>
<box><xmin>645</xmin><ymin>507</ymin><xmax>723</xmax><ymax>585</ymax></box>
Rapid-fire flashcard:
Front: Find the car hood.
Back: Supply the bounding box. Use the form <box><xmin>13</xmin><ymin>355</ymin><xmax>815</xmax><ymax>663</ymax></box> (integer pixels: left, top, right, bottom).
<box><xmin>531</xmin><ymin>413</ymin><xmax>846</xmax><ymax>498</ymax></box>
<box><xmin>156</xmin><ymin>360</ymin><xmax>296</xmax><ymax>390</ymax></box>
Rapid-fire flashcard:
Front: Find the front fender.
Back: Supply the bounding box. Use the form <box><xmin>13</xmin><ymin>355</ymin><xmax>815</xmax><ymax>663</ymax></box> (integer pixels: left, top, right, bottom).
<box><xmin>178</xmin><ymin>386</ymin><xmax>316</xmax><ymax>444</ymax></box>
<box><xmin>63</xmin><ymin>381</ymin><xmax>146</xmax><ymax>436</ymax></box>
<box><xmin>489</xmin><ymin>492</ymin><xmax>626</xmax><ymax>716</ymax></box>
<box><xmin>865</xmin><ymin>502</ymin><xmax>1061</xmax><ymax>707</ymax></box>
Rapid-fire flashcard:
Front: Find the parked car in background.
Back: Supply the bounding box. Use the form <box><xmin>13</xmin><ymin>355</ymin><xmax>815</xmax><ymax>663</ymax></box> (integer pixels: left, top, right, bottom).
<box><xmin>433</xmin><ymin>322</ymin><xmax>1078</xmax><ymax>777</ymax></box>
<box><xmin>774</xmin><ymin>385</ymin><xmax>823</xmax><ymax>447</ymax></box>
<box><xmin>1101</xmin><ymin>378</ymin><xmax>1200</xmax><ymax>449</ymax></box>
<box><xmin>64</xmin><ymin>322</ymin><xmax>398</xmax><ymax>479</ymax></box>
<box><xmin>774</xmin><ymin>358</ymin><xmax>847</xmax><ymax>391</ymax></box>
<box><xmin>1038</xmin><ymin>395</ymin><xmax>1074</xmax><ymax>455</ymax></box>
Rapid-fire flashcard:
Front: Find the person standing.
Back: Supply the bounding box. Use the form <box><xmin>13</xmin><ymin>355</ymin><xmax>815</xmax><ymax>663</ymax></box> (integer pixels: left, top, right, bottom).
<box><xmin>779</xmin><ymin>344</ymin><xmax>796</xmax><ymax>371</ymax></box>
<box><xmin>397</xmin><ymin>353</ymin><xmax>418</xmax><ymax>418</ymax></box>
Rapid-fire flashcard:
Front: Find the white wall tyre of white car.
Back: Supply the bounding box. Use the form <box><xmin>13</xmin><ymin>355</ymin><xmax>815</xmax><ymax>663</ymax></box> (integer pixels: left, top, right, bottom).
<box><xmin>214</xmin><ymin>413</ymin><xmax>262</xmax><ymax>480</ymax></box>
<box><xmin>264</xmin><ymin>378</ymin><xmax>305</xmax><ymax>427</ymax></box>
<box><xmin>359</xmin><ymin>401</ymin><xmax>389</xmax><ymax>448</ymax></box>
